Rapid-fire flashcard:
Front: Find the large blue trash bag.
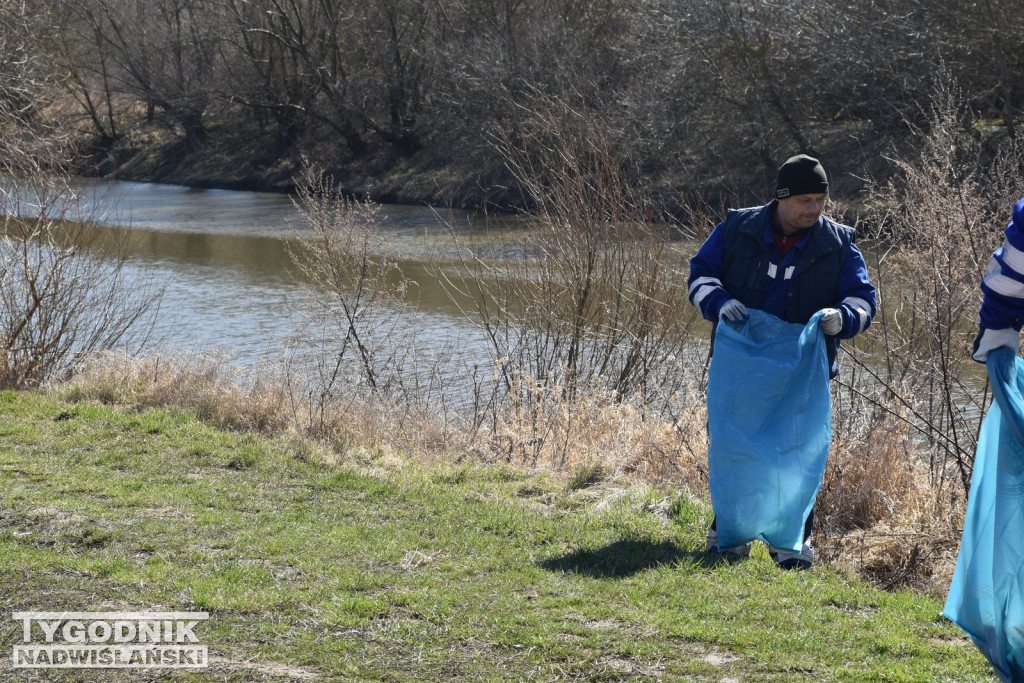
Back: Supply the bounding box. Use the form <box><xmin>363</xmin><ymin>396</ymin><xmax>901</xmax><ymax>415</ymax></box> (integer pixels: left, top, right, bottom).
<box><xmin>707</xmin><ymin>309</ymin><xmax>831</xmax><ymax>551</ymax></box>
<box><xmin>944</xmin><ymin>346</ymin><xmax>1024</xmax><ymax>682</ymax></box>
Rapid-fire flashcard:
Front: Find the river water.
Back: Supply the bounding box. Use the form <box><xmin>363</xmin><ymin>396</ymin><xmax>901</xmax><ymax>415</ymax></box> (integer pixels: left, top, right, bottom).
<box><xmin>75</xmin><ymin>178</ymin><xmax>494</xmax><ymax>367</ymax></box>
<box><xmin>7</xmin><ymin>177</ymin><xmax>991</xmax><ymax>437</ymax></box>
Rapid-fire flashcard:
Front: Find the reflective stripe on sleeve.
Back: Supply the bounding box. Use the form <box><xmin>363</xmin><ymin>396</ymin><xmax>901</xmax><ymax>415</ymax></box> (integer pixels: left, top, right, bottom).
<box><xmin>841</xmin><ymin>296</ymin><xmax>872</xmax><ymax>333</ymax></box>
<box><xmin>983</xmin><ymin>272</ymin><xmax>1024</xmax><ymax>299</ymax></box>
<box><xmin>689</xmin><ymin>277</ymin><xmax>724</xmax><ymax>305</ymax></box>
<box><xmin>999</xmin><ymin>239</ymin><xmax>1024</xmax><ymax>276</ymax></box>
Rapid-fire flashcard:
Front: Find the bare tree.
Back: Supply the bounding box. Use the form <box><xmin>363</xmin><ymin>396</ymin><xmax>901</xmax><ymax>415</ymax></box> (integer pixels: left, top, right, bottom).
<box><xmin>58</xmin><ymin>0</ymin><xmax>227</xmax><ymax>148</ymax></box>
<box><xmin>0</xmin><ymin>0</ymin><xmax>161</xmax><ymax>388</ymax></box>
<box><xmin>225</xmin><ymin>0</ymin><xmax>370</xmax><ymax>156</ymax></box>
<box><xmin>351</xmin><ymin>0</ymin><xmax>433</xmax><ymax>153</ymax></box>
<box><xmin>51</xmin><ymin>1</ymin><xmax>121</xmax><ymax>147</ymax></box>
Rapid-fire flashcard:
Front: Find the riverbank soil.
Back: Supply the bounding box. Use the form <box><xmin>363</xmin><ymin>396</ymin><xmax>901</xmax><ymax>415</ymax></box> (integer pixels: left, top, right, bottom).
<box><xmin>78</xmin><ymin>116</ymin><xmax>896</xmax><ymax>216</ymax></box>
<box><xmin>81</xmin><ymin>118</ymin><xmax>522</xmax><ymax>211</ymax></box>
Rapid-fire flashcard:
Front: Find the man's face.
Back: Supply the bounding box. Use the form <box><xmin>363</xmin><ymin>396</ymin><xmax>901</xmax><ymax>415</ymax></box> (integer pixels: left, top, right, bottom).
<box><xmin>777</xmin><ymin>193</ymin><xmax>827</xmax><ymax>234</ymax></box>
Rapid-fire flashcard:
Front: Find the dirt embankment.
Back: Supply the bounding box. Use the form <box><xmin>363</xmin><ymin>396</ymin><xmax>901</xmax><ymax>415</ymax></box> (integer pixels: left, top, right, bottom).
<box><xmin>78</xmin><ymin>119</ymin><xmax>901</xmax><ymax>217</ymax></box>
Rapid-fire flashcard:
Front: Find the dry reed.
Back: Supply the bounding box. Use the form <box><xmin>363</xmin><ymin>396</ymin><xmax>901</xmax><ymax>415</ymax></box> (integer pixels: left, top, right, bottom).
<box><xmin>468</xmin><ymin>375</ymin><xmax>708</xmax><ymax>494</ymax></box>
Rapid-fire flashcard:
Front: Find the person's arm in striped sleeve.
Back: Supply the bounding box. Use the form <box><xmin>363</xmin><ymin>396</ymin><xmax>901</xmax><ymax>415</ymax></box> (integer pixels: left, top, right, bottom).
<box><xmin>688</xmin><ymin>222</ymin><xmax>743</xmax><ymax>322</ymax></box>
<box><xmin>973</xmin><ymin>197</ymin><xmax>1024</xmax><ymax>362</ymax></box>
<box><xmin>828</xmin><ymin>240</ymin><xmax>876</xmax><ymax>339</ymax></box>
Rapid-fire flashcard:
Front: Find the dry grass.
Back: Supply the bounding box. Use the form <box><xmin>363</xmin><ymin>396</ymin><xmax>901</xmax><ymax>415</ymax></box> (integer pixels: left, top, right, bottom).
<box><xmin>48</xmin><ymin>349</ymin><xmax>964</xmax><ymax>592</ymax></box>
<box><xmin>51</xmin><ymin>349</ymin><xmax>711</xmax><ymax>495</ymax></box>
<box><xmin>820</xmin><ymin>412</ymin><xmax>922</xmax><ymax>532</ymax></box>
<box><xmin>51</xmin><ymin>349</ymin><xmax>469</xmax><ymax>467</ymax></box>
<box><xmin>468</xmin><ymin>376</ymin><xmax>708</xmax><ymax>495</ymax></box>
<box><xmin>55</xmin><ymin>350</ymin><xmax>293</xmax><ymax>434</ymax></box>
<box><xmin>820</xmin><ymin>477</ymin><xmax>966</xmax><ymax>596</ymax></box>
<box><xmin>819</xmin><ymin>408</ymin><xmax>965</xmax><ymax>595</ymax></box>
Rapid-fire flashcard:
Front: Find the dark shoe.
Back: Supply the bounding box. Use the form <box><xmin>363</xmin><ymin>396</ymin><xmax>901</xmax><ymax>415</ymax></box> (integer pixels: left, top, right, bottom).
<box><xmin>776</xmin><ymin>556</ymin><xmax>812</xmax><ymax>571</ymax></box>
<box><xmin>706</xmin><ymin>529</ymin><xmax>751</xmax><ymax>557</ymax></box>
<box><xmin>768</xmin><ymin>542</ymin><xmax>814</xmax><ymax>570</ymax></box>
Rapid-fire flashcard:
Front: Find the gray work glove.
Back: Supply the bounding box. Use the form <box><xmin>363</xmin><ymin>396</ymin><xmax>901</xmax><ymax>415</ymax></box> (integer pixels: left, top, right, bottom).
<box><xmin>972</xmin><ymin>327</ymin><xmax>1020</xmax><ymax>362</ymax></box>
<box><xmin>719</xmin><ymin>299</ymin><xmax>748</xmax><ymax>322</ymax></box>
<box><xmin>819</xmin><ymin>308</ymin><xmax>843</xmax><ymax>335</ymax></box>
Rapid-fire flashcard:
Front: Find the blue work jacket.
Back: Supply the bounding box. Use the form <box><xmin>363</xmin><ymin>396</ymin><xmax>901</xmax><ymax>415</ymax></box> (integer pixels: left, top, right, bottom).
<box><xmin>688</xmin><ymin>202</ymin><xmax>877</xmax><ymax>377</ymax></box>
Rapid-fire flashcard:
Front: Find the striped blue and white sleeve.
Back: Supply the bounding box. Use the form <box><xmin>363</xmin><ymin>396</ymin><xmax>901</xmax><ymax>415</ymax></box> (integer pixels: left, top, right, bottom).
<box><xmin>687</xmin><ymin>224</ymin><xmax>733</xmax><ymax>322</ymax></box>
<box><xmin>834</xmin><ymin>241</ymin><xmax>877</xmax><ymax>339</ymax></box>
<box><xmin>974</xmin><ymin>197</ymin><xmax>1024</xmax><ymax>362</ymax></box>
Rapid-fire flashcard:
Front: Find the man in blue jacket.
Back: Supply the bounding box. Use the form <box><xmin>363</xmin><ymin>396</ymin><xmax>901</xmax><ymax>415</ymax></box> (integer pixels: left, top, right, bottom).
<box><xmin>687</xmin><ymin>154</ymin><xmax>877</xmax><ymax>569</ymax></box>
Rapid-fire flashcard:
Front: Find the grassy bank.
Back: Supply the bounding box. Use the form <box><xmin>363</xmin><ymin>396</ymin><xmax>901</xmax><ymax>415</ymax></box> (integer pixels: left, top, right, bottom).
<box><xmin>0</xmin><ymin>390</ymin><xmax>995</xmax><ymax>681</ymax></box>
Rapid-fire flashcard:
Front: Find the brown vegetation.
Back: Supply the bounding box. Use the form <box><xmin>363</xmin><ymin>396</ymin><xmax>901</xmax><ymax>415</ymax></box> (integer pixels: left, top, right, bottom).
<box><xmin>41</xmin><ymin>0</ymin><xmax>1024</xmax><ymax>210</ymax></box>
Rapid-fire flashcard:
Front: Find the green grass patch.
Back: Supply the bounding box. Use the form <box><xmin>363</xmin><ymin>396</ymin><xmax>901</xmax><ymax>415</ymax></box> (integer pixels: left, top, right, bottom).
<box><xmin>0</xmin><ymin>391</ymin><xmax>996</xmax><ymax>681</ymax></box>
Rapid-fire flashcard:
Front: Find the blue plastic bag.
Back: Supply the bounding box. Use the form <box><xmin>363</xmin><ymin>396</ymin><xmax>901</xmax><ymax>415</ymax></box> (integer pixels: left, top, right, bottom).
<box><xmin>944</xmin><ymin>347</ymin><xmax>1024</xmax><ymax>682</ymax></box>
<box><xmin>707</xmin><ymin>309</ymin><xmax>832</xmax><ymax>551</ymax></box>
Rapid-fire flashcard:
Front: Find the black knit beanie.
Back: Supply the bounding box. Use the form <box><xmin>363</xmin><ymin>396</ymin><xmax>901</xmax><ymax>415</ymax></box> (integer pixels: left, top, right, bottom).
<box><xmin>775</xmin><ymin>155</ymin><xmax>829</xmax><ymax>200</ymax></box>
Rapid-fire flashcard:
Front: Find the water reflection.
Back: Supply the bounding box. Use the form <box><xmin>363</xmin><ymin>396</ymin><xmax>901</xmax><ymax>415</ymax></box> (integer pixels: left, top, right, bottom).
<box><xmin>74</xmin><ymin>178</ymin><xmax>495</xmax><ymax>366</ymax></box>
<box><xmin>77</xmin><ymin>178</ymin><xmax>303</xmax><ymax>239</ymax></box>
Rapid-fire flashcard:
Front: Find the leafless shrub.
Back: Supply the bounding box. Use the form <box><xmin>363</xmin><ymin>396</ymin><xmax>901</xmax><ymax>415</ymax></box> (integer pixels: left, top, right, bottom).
<box><xmin>432</xmin><ymin>89</ymin><xmax>720</xmax><ymax>504</ymax></box>
<box><xmin>0</xmin><ymin>202</ymin><xmax>162</xmax><ymax>388</ymax></box>
<box><xmin>449</xmin><ymin>91</ymin><xmax>698</xmax><ymax>416</ymax></box>
<box><xmin>286</xmin><ymin>161</ymin><xmax>412</xmax><ymax>436</ymax></box>
<box><xmin>811</xmin><ymin>76</ymin><xmax>1024</xmax><ymax>591</ymax></box>
<box><xmin>850</xmin><ymin>76</ymin><xmax>1024</xmax><ymax>496</ymax></box>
